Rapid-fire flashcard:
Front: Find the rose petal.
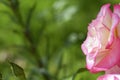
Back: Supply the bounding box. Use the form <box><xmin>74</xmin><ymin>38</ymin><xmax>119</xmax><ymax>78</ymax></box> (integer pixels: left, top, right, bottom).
<box><xmin>106</xmin><ymin>13</ymin><xmax>119</xmax><ymax>48</ymax></box>
<box><xmin>97</xmin><ymin>74</ymin><xmax>120</xmax><ymax>80</ymax></box>
<box><xmin>114</xmin><ymin>4</ymin><xmax>120</xmax><ymax>17</ymax></box>
<box><xmin>97</xmin><ymin>4</ymin><xmax>112</xmax><ymax>29</ymax></box>
<box><xmin>81</xmin><ymin>24</ymin><xmax>100</xmax><ymax>55</ymax></box>
<box><xmin>106</xmin><ymin>65</ymin><xmax>120</xmax><ymax>74</ymax></box>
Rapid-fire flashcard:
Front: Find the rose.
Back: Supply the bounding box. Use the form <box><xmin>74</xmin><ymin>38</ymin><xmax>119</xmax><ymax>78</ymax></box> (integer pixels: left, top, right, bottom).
<box><xmin>81</xmin><ymin>4</ymin><xmax>120</xmax><ymax>73</ymax></box>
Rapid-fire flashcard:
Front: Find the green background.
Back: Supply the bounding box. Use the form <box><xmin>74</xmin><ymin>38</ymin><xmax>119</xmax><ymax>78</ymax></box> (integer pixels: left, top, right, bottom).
<box><xmin>0</xmin><ymin>0</ymin><xmax>119</xmax><ymax>80</ymax></box>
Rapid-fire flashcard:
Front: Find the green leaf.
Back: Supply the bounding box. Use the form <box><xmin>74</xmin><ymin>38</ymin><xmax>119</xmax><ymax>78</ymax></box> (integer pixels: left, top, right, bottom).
<box><xmin>0</xmin><ymin>73</ymin><xmax>2</xmax><ymax>80</ymax></box>
<box><xmin>72</xmin><ymin>68</ymin><xmax>87</xmax><ymax>80</ymax></box>
<box><xmin>9</xmin><ymin>62</ymin><xmax>26</xmax><ymax>80</ymax></box>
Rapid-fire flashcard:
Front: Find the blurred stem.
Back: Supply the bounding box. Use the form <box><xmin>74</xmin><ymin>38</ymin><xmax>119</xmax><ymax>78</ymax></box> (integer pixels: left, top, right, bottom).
<box><xmin>72</xmin><ymin>68</ymin><xmax>87</xmax><ymax>80</ymax></box>
<box><xmin>26</xmin><ymin>1</ymin><xmax>36</xmax><ymax>28</ymax></box>
<box><xmin>9</xmin><ymin>0</ymin><xmax>24</xmax><ymax>27</ymax></box>
<box><xmin>8</xmin><ymin>0</ymin><xmax>51</xmax><ymax>80</ymax></box>
<box><xmin>45</xmin><ymin>35</ymin><xmax>50</xmax><ymax>69</ymax></box>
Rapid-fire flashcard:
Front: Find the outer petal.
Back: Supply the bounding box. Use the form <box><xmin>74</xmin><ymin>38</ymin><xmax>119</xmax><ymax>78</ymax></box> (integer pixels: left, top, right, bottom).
<box><xmin>106</xmin><ymin>65</ymin><xmax>120</xmax><ymax>74</ymax></box>
<box><xmin>97</xmin><ymin>74</ymin><xmax>120</xmax><ymax>80</ymax></box>
<box><xmin>81</xmin><ymin>22</ymin><xmax>100</xmax><ymax>55</ymax></box>
<box><xmin>114</xmin><ymin>4</ymin><xmax>120</xmax><ymax>17</ymax></box>
<box><xmin>88</xmin><ymin>50</ymin><xmax>110</xmax><ymax>73</ymax></box>
<box><xmin>97</xmin><ymin>3</ymin><xmax>112</xmax><ymax>29</ymax></box>
<box><xmin>98</xmin><ymin>4</ymin><xmax>111</xmax><ymax>17</ymax></box>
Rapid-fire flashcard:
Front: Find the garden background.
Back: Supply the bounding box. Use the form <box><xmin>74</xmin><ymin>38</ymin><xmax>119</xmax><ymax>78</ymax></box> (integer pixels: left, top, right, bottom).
<box><xmin>0</xmin><ymin>0</ymin><xmax>119</xmax><ymax>80</ymax></box>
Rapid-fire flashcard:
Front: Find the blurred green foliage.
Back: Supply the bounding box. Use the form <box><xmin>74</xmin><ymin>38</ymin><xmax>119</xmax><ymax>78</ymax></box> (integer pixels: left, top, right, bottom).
<box><xmin>0</xmin><ymin>0</ymin><xmax>119</xmax><ymax>80</ymax></box>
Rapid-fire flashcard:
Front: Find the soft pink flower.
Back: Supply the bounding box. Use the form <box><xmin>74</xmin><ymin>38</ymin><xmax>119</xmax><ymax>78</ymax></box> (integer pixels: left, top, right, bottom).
<box><xmin>81</xmin><ymin>4</ymin><xmax>120</xmax><ymax>73</ymax></box>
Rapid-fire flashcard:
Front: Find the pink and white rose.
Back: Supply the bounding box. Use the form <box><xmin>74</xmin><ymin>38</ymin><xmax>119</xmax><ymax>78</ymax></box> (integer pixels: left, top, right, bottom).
<box><xmin>81</xmin><ymin>4</ymin><xmax>120</xmax><ymax>73</ymax></box>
